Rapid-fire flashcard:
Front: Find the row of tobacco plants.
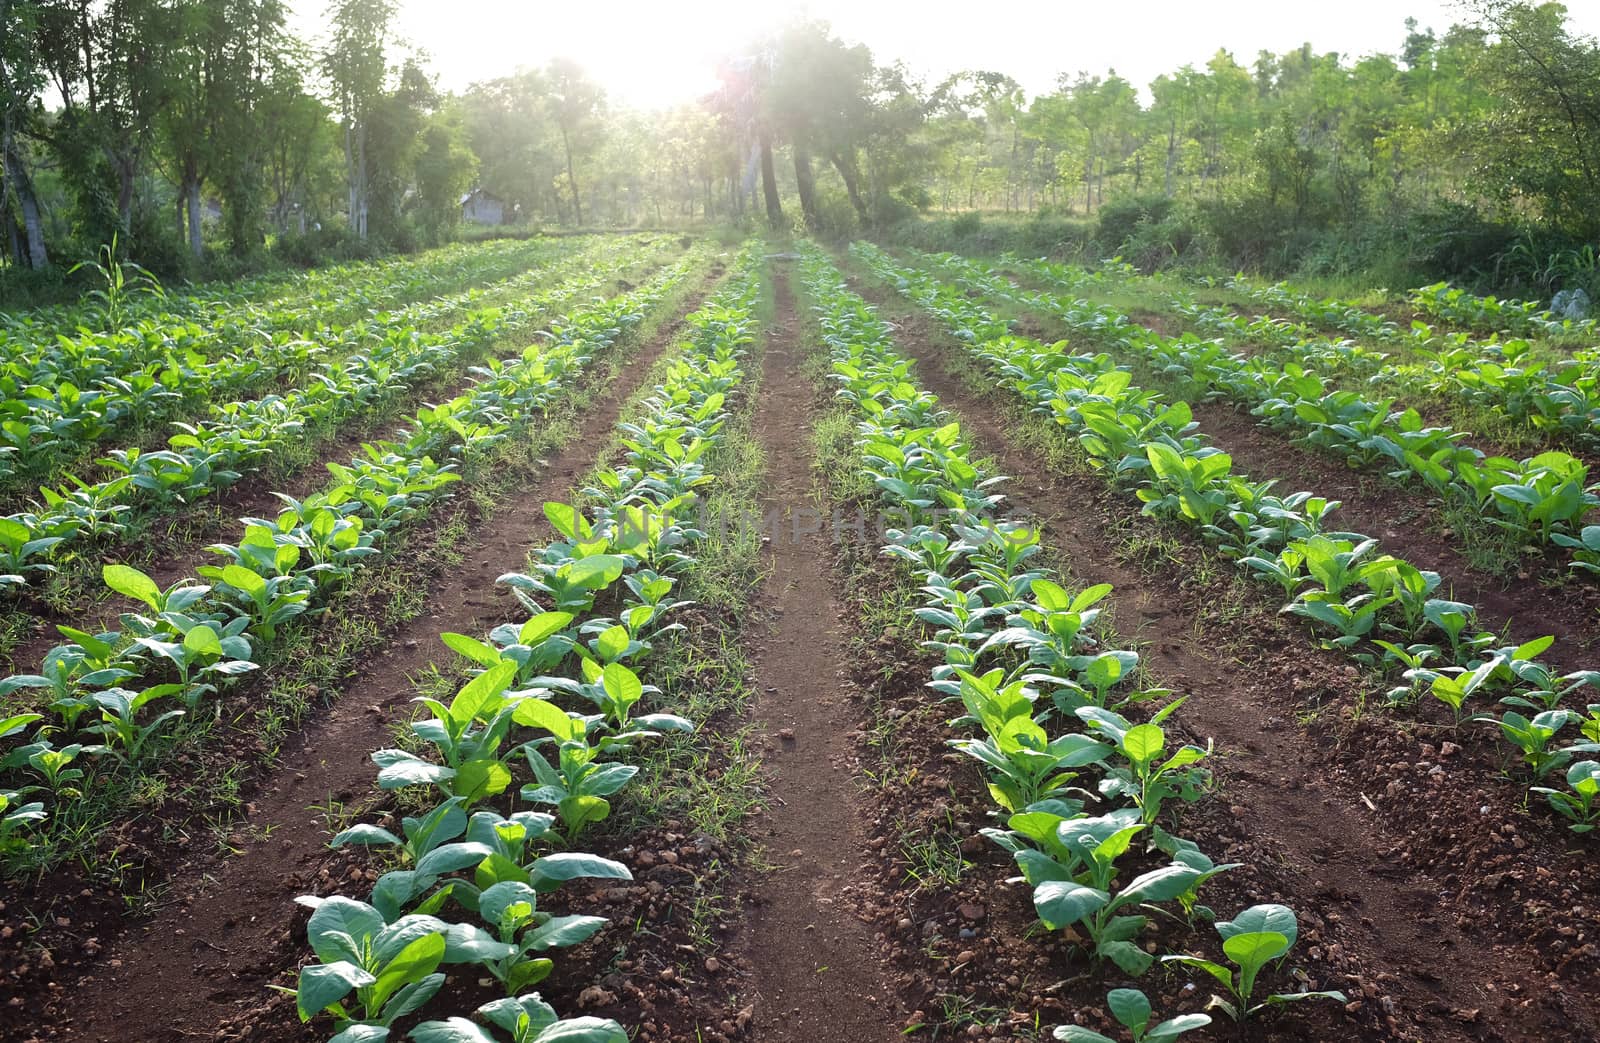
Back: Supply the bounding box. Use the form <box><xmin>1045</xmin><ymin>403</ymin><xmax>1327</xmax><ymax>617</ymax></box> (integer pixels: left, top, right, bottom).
<box><xmin>800</xmin><ymin>241</ymin><xmax>1347</xmax><ymax>1041</ymax></box>
<box><xmin>277</xmin><ymin>246</ymin><xmax>762</xmax><ymax>1043</ymax></box>
<box><xmin>850</xmin><ymin>241</ymin><xmax>1600</xmax><ymax>840</ymax></box>
<box><xmin>0</xmin><ymin>250</ymin><xmax>703</xmax><ymax>876</ymax></box>
<box><xmin>0</xmin><ymin>237</ymin><xmax>667</xmax><ymax>605</ymax></box>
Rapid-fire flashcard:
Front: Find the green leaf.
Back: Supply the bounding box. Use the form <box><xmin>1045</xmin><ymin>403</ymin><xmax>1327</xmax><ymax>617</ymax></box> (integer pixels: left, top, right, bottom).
<box><xmin>524</xmin><ymin>914</ymin><xmax>609</xmax><ymax>951</ymax></box>
<box><xmin>451</xmin><ymin>661</ymin><xmax>518</xmax><ymax>722</ymax></box>
<box><xmin>1218</xmin><ymin>903</ymin><xmax>1298</xmax><ymax>949</ymax></box>
<box><xmin>1051</xmin><ymin>1029</ymin><xmax>1117</xmax><ymax>1043</ymax></box>
<box><xmin>594</xmin><ymin>625</ymin><xmax>630</xmax><ymax>660</ymax></box>
<box><xmin>327</xmin><ymin>1026</ymin><xmax>390</xmax><ymax>1043</ymax></box>
<box><xmin>368</xmin><ymin>932</ymin><xmax>445</xmax><ymax>1014</ymax></box>
<box><xmin>520</xmin><ymin>612</ymin><xmax>575</xmax><ymax>646</ymax></box>
<box><xmin>183</xmin><ymin>625</ymin><xmax>223</xmax><ymax>657</ymax></box>
<box><xmin>602</xmin><ymin>662</ymin><xmax>642</xmax><ymax>708</ymax></box>
<box><xmin>454</xmin><ymin>758</ymin><xmax>513</xmax><ymax>802</ymax></box>
<box><xmin>441</xmin><ymin>632</ymin><xmax>502</xmax><ymax>667</ymax></box>
<box><xmin>1101</xmin><ymin>939</ymin><xmax>1155</xmax><ymax>977</ymax></box>
<box><xmin>296</xmin><ymin>961</ymin><xmax>373</xmax><ymax>1021</ymax></box>
<box><xmin>531</xmin><ymin>1019</ymin><xmax>630</xmax><ymax>1043</ymax></box>
<box><xmin>1122</xmin><ymin>723</ymin><xmax>1165</xmax><ymax>765</ymax></box>
<box><xmin>221</xmin><ymin>564</ymin><xmax>267</xmax><ymax>597</ymax></box>
<box><xmin>1033</xmin><ymin>881</ymin><xmax>1109</xmax><ymax>930</ymax></box>
<box><xmin>303</xmin><ymin>896</ymin><xmax>384</xmax><ymax>964</ymax></box>
<box><xmin>543</xmin><ymin>502</ymin><xmax>582</xmax><ymax>540</ymax></box>
<box><xmin>408</xmin><ymin>1018</ymin><xmax>496</xmax><ymax>1043</ymax></box>
<box><xmin>102</xmin><ymin>564</ymin><xmax>161</xmax><ymax>610</ymax></box>
<box><xmin>1221</xmin><ymin>930</ymin><xmax>1291</xmax><ymax>976</ymax></box>
<box><xmin>1146</xmin><ymin>1014</ymin><xmax>1212</xmax><ymax>1043</ymax></box>
<box><xmin>512</xmin><ymin>698</ymin><xmax>583</xmax><ymax>741</ymax></box>
<box><xmin>567</xmin><ymin>554</ymin><xmax>626</xmax><ymax>590</ymax></box>
<box><xmin>1106</xmin><ymin>988</ymin><xmax>1151</xmax><ymax>1031</ymax></box>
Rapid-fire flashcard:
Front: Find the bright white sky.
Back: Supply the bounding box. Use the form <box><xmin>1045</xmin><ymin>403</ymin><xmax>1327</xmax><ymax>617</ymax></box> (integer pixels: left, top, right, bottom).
<box><xmin>292</xmin><ymin>0</ymin><xmax>1600</xmax><ymax>108</ymax></box>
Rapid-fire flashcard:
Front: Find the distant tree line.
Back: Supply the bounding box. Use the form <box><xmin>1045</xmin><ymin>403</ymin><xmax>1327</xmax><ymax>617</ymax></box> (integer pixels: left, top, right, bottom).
<box><xmin>1</xmin><ymin>0</ymin><xmax>1597</xmax><ymax>295</ymax></box>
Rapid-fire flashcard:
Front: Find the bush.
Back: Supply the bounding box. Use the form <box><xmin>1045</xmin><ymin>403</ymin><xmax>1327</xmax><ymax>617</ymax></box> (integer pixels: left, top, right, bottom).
<box><xmin>1094</xmin><ymin>194</ymin><xmax>1175</xmax><ymax>254</ymax></box>
<box><xmin>881</xmin><ymin>211</ymin><xmax>1094</xmax><ymax>259</ymax></box>
<box><xmin>271</xmin><ymin>225</ymin><xmax>383</xmax><ymax>268</ymax></box>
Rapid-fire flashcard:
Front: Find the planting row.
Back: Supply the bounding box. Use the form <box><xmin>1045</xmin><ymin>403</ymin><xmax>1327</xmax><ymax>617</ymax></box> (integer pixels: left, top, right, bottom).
<box><xmin>282</xmin><ymin>247</ymin><xmax>761</xmax><ymax>1043</ymax></box>
<box><xmin>1225</xmin><ymin>274</ymin><xmax>1600</xmax><ymax>446</ymax></box>
<box><xmin>800</xmin><ymin>241</ymin><xmax>1346</xmax><ymax>1036</ymax></box>
<box><xmin>850</xmin><ymin>241</ymin><xmax>1600</xmax><ymax>838</ymax></box>
<box><xmin>0</xmin><ymin>239</ymin><xmax>564</xmax><ymax>345</ymax></box>
<box><xmin>0</xmin><ymin>238</ymin><xmax>670</xmax><ymax>601</ymax></box>
<box><xmin>1029</xmin><ymin>256</ymin><xmax>1600</xmax><ymax>455</ymax></box>
<box><xmin>914</xmin><ymin>249</ymin><xmax>1600</xmax><ymax>576</ymax></box>
<box><xmin>0</xmin><ymin>236</ymin><xmax>611</xmax><ymax>487</ymax></box>
<box><xmin>0</xmin><ymin>255</ymin><xmax>699</xmax><ymax>875</ymax></box>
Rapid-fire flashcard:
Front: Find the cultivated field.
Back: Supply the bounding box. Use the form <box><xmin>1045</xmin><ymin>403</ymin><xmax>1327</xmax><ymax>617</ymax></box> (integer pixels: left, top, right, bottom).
<box><xmin>2</xmin><ymin>233</ymin><xmax>1597</xmax><ymax>1043</ymax></box>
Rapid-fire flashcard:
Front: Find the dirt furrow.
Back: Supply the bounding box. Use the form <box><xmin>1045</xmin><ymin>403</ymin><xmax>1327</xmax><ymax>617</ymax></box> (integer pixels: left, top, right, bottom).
<box><xmin>34</xmin><ymin>286</ymin><xmax>713</xmax><ymax>1043</ymax></box>
<box><xmin>853</xmin><ymin>283</ymin><xmax>1597</xmax><ymax>1042</ymax></box>
<box><xmin>730</xmin><ymin>265</ymin><xmax>903</xmax><ymax>1043</ymax></box>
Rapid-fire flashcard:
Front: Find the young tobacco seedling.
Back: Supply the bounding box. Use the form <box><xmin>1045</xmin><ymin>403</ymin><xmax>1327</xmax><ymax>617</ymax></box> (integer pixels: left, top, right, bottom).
<box><xmin>1531</xmin><ymin>760</ymin><xmax>1600</xmax><ymax>833</ymax></box>
<box><xmin>1161</xmin><ymin>903</ymin><xmax>1345</xmax><ymax>1021</ymax></box>
<box><xmin>1078</xmin><ymin>704</ymin><xmax>1211</xmax><ymax>824</ymax></box>
<box><xmin>287</xmin><ymin>895</ymin><xmax>508</xmax><ymax>1040</ymax></box>
<box><xmin>410</xmin><ymin>995</ymin><xmax>627</xmax><ymax>1042</ymax></box>
<box><xmin>1053</xmin><ymin>987</ymin><xmax>1210</xmax><ymax>1043</ymax></box>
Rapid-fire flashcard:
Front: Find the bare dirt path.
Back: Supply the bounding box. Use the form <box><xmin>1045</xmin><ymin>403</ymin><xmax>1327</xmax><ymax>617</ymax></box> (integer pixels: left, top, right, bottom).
<box><xmin>34</xmin><ymin>287</ymin><xmax>714</xmax><ymax>1043</ymax></box>
<box><xmin>850</xmin><ymin>281</ymin><xmax>1598</xmax><ymax>1043</ymax></box>
<box><xmin>732</xmin><ymin>265</ymin><xmax>904</xmax><ymax>1043</ymax></box>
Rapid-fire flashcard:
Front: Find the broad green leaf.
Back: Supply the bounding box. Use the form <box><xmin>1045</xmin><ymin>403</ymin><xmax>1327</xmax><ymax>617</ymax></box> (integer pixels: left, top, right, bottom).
<box><xmin>369</xmin><ymin>932</ymin><xmax>445</xmax><ymax>1014</ymax></box>
<box><xmin>1122</xmin><ymin>723</ymin><xmax>1165</xmax><ymax>765</ymax></box>
<box><xmin>454</xmin><ymin>758</ymin><xmax>513</xmax><ymax>802</ymax></box>
<box><xmin>296</xmin><ymin>961</ymin><xmax>373</xmax><ymax>1021</ymax></box>
<box><xmin>451</xmin><ymin>661</ymin><xmax>518</xmax><ymax>722</ymax></box>
<box><xmin>520</xmin><ymin>611</ymin><xmax>575</xmax><ymax>646</ymax></box>
<box><xmin>532</xmin><ymin>1020</ymin><xmax>630</xmax><ymax>1043</ymax></box>
<box><xmin>102</xmin><ymin>564</ymin><xmax>161</xmax><ymax>610</ymax></box>
<box><xmin>441</xmin><ymin>632</ymin><xmax>502</xmax><ymax>667</ymax></box>
<box><xmin>304</xmin><ymin>896</ymin><xmax>384</xmax><ymax>964</ymax></box>
<box><xmin>410</xmin><ymin>1020</ymin><xmax>495</xmax><ymax>1043</ymax></box>
<box><xmin>1106</xmin><ymin>988</ymin><xmax>1151</xmax><ymax>1030</ymax></box>
<box><xmin>512</xmin><ymin>698</ymin><xmax>583</xmax><ymax>741</ymax></box>
<box><xmin>1221</xmin><ymin>930</ymin><xmax>1291</xmax><ymax>975</ymax></box>
<box><xmin>602</xmin><ymin>663</ymin><xmax>643</xmax><ymax>708</ymax></box>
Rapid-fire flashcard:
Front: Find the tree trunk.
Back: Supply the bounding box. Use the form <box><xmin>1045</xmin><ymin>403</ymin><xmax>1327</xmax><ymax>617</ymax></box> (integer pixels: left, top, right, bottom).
<box><xmin>559</xmin><ymin>123</ymin><xmax>582</xmax><ymax>226</ymax></box>
<box><xmin>793</xmin><ymin>140</ymin><xmax>820</xmax><ymax>233</ymax></box>
<box><xmin>830</xmin><ymin>151</ymin><xmax>870</xmax><ymax>226</ymax></box>
<box><xmin>758</xmin><ymin>128</ymin><xmax>783</xmax><ymax>229</ymax></box>
<box><xmin>3</xmin><ymin>201</ymin><xmax>21</xmax><ymax>266</ymax></box>
<box><xmin>1164</xmin><ymin>124</ymin><xmax>1177</xmax><ymax>198</ymax></box>
<box><xmin>2</xmin><ymin>128</ymin><xmax>48</xmax><ymax>269</ymax></box>
<box><xmin>356</xmin><ymin>122</ymin><xmax>368</xmax><ymax>238</ymax></box>
<box><xmin>184</xmin><ymin>161</ymin><xmax>203</xmax><ymax>258</ymax></box>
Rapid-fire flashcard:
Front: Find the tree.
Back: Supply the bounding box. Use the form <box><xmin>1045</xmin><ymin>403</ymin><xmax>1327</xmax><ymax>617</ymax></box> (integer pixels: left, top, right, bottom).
<box><xmin>1467</xmin><ymin>1</ymin><xmax>1600</xmax><ymax>236</ymax></box>
<box><xmin>545</xmin><ymin>58</ymin><xmax>602</xmax><ymax>226</ymax></box>
<box><xmin>323</xmin><ymin>0</ymin><xmax>396</xmax><ymax>238</ymax></box>
<box><xmin>0</xmin><ymin>0</ymin><xmax>48</xmax><ymax>267</ymax></box>
<box><xmin>412</xmin><ymin>101</ymin><xmax>476</xmax><ymax>244</ymax></box>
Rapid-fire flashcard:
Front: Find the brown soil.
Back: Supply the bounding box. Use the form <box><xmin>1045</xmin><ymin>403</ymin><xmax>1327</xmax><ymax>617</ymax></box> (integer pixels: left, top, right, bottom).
<box><xmin>840</xmin><ymin>275</ymin><xmax>1600</xmax><ymax>1043</ymax></box>
<box><xmin>729</xmin><ymin>265</ymin><xmax>903</xmax><ymax>1043</ymax></box>
<box><xmin>4</xmin><ymin>282</ymin><xmax>712</xmax><ymax>1043</ymax></box>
